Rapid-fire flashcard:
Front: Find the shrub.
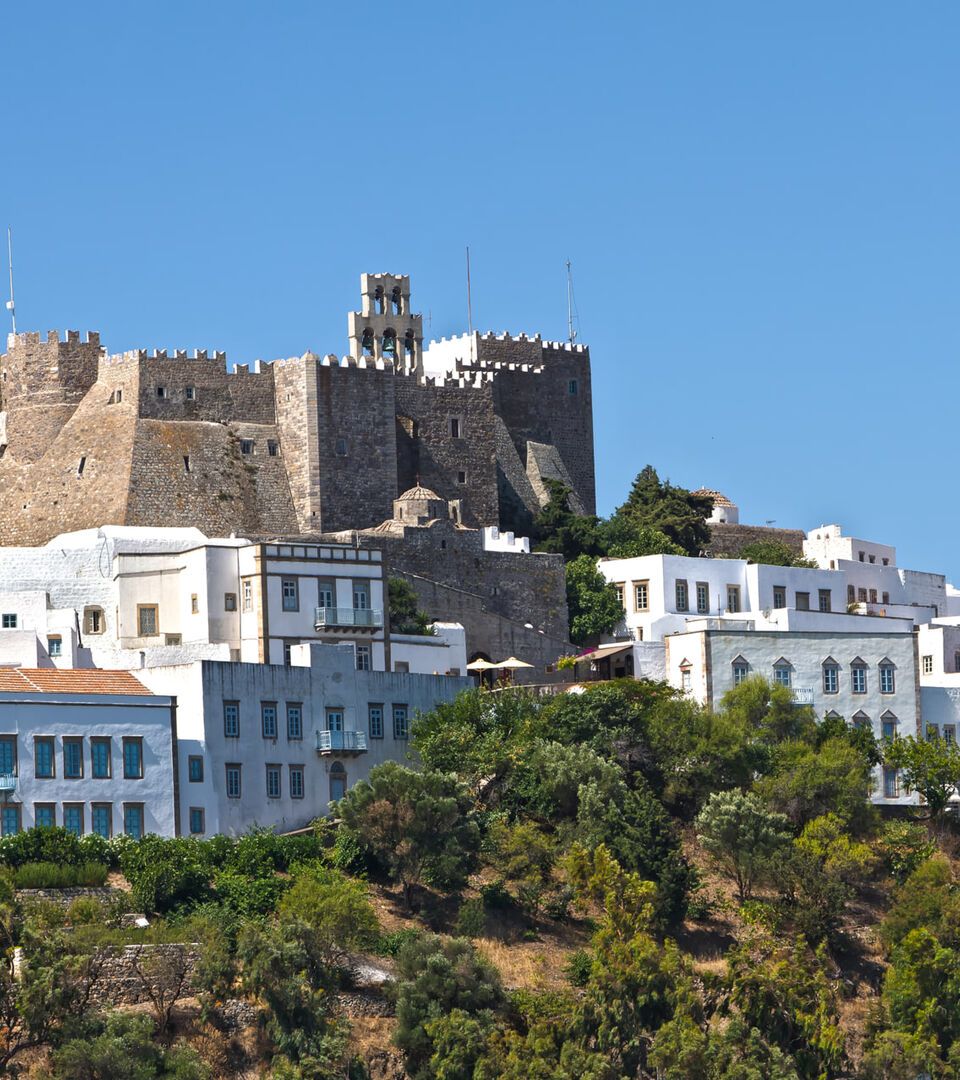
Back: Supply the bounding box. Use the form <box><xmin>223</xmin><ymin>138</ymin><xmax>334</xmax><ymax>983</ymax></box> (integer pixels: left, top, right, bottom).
<box><xmin>876</xmin><ymin>819</ymin><xmax>936</xmax><ymax>883</ymax></box>
<box><xmin>120</xmin><ymin>836</ymin><xmax>212</xmax><ymax>914</ymax></box>
<box><xmin>213</xmin><ymin>868</ymin><xmax>289</xmax><ymax>919</ymax></box>
<box><xmin>454</xmin><ymin>898</ymin><xmax>488</xmax><ymax>938</ymax></box>
<box><xmin>374</xmin><ymin>928</ymin><xmax>422</xmax><ymax>958</ymax></box>
<box><xmin>14</xmin><ymin>861</ymin><xmax>108</xmax><ymax>889</ymax></box>
<box><xmin>0</xmin><ymin>826</ymin><xmax>85</xmax><ymax>869</ymax></box>
<box><xmin>564</xmin><ymin>949</ymin><xmax>592</xmax><ymax>987</ymax></box>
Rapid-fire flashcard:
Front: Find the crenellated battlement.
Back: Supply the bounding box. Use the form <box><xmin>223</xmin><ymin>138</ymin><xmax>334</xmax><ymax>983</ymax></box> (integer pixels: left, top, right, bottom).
<box><xmin>5</xmin><ymin>329</ymin><xmax>101</xmax><ymax>351</ymax></box>
<box><xmin>102</xmin><ymin>348</ymin><xmax>228</xmax><ymax>365</ymax></box>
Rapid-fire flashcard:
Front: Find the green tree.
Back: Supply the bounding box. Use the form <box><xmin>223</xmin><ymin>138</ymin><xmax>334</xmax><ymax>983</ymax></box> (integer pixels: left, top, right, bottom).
<box><xmin>278</xmin><ymin>864</ymin><xmax>379</xmax><ymax>968</ymax></box>
<box><xmin>695</xmin><ymin>790</ymin><xmax>792</xmax><ymax>902</ymax></box>
<box><xmin>388</xmin><ymin>577</ymin><xmax>431</xmax><ymax>635</ymax></box>
<box><xmin>488</xmin><ymin>820</ymin><xmax>556</xmax><ymax>910</ymax></box>
<box><xmin>883</xmin><ymin>928</ymin><xmax>960</xmax><ymax>1058</ymax></box>
<box><xmin>880</xmin><ymin>855</ymin><xmax>960</xmax><ymax>953</ymax></box>
<box><xmin>604</xmin><ymin>526</ymin><xmax>684</xmax><ymax>559</ymax></box>
<box><xmin>884</xmin><ymin>734</ymin><xmax>960</xmax><ymax>822</ymax></box>
<box><xmin>565</xmin><ymin>555</ymin><xmax>623</xmax><ymax>646</ymax></box>
<box><xmin>718</xmin><ymin>676</ymin><xmax>816</xmax><ymax>760</ymax></box>
<box><xmin>738</xmin><ymin>540</ymin><xmax>816</xmax><ymax>568</ymax></box>
<box><xmin>392</xmin><ymin>934</ymin><xmax>503</xmax><ymax>1079</ymax></box>
<box><xmin>605</xmin><ymin>465</ymin><xmax>713</xmax><ymax>556</ymax></box>
<box><xmin>119</xmin><ymin>836</ymin><xmax>211</xmax><ymax>914</ymax></box>
<box><xmin>337</xmin><ymin>762</ymin><xmax>480</xmax><ymax>908</ymax></box>
<box><xmin>532</xmin><ymin>480</ymin><xmax>607</xmax><ymax>561</ymax></box>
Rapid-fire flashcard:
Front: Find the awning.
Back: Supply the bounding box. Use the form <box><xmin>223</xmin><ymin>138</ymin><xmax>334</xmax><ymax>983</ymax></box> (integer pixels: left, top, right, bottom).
<box><xmin>573</xmin><ymin>642</ymin><xmax>634</xmax><ymax>664</ymax></box>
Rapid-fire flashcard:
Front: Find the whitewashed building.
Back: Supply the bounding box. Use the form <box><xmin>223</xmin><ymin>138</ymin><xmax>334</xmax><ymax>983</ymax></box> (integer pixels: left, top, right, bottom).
<box><xmin>136</xmin><ymin>642</ymin><xmax>470</xmax><ymax>837</ymax></box>
<box><xmin>0</xmin><ymin>668</ymin><xmax>177</xmax><ymax>837</ymax></box>
<box><xmin>664</xmin><ymin>626</ymin><xmax>921</xmax><ymax>805</ymax></box>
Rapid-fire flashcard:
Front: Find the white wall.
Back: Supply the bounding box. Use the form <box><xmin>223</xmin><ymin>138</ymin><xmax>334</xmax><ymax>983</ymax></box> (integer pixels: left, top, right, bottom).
<box><xmin>390</xmin><ymin>623</ymin><xmax>467</xmax><ymax>675</ymax></box>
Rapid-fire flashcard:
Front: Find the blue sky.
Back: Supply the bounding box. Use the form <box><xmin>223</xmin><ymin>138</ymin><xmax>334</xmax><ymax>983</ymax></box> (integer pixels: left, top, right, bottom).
<box><xmin>2</xmin><ymin>3</ymin><xmax>958</xmax><ymax>577</ymax></box>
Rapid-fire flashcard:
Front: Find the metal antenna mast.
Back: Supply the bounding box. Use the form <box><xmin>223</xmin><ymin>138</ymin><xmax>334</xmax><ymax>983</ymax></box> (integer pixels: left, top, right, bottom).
<box><xmin>465</xmin><ymin>246</ymin><xmax>473</xmax><ymax>336</ymax></box>
<box><xmin>5</xmin><ymin>227</ymin><xmax>15</xmax><ymax>335</ymax></box>
<box><xmin>566</xmin><ymin>258</ymin><xmax>579</xmax><ymax>344</ymax></box>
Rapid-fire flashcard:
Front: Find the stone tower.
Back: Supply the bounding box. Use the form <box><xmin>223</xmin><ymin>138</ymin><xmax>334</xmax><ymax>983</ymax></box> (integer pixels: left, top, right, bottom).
<box><xmin>347</xmin><ymin>274</ymin><xmax>423</xmax><ymax>376</ymax></box>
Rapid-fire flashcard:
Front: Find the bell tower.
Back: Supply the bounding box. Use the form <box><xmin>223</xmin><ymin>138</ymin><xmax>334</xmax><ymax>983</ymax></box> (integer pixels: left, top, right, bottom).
<box><xmin>347</xmin><ymin>273</ymin><xmax>423</xmax><ymax>377</ymax></box>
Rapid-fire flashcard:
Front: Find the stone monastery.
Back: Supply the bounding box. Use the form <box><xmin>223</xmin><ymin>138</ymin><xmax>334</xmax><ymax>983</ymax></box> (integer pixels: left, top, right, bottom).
<box><xmin>0</xmin><ymin>273</ymin><xmax>595</xmax><ymax>546</ymax></box>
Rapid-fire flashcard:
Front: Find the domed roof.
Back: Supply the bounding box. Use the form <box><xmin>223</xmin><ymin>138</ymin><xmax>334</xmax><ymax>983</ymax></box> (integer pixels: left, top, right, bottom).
<box><xmin>398</xmin><ymin>484</ymin><xmax>443</xmax><ymax>502</ymax></box>
<box><xmin>693</xmin><ymin>488</ymin><xmax>734</xmax><ymax>508</ymax></box>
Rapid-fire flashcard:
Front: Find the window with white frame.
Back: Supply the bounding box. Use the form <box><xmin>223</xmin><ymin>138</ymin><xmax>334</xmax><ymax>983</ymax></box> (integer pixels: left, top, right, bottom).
<box><xmin>634</xmin><ymin>581</ymin><xmax>649</xmax><ymax>611</ymax></box>
<box><xmin>242</xmin><ymin>580</ymin><xmax>253</xmax><ymax>612</ymax></box>
<box><xmin>881</xmin><ymin>712</ymin><xmax>897</xmax><ymax>740</ymax></box>
<box><xmin>680</xmin><ymin>665</ymin><xmax>692</xmax><ymax>692</ymax></box>
<box><xmin>696</xmin><ymin>582</ymin><xmax>709</xmax><ymax>614</ymax></box>
<box><xmin>822</xmin><ymin>659</ymin><xmax>839</xmax><ymax>694</ymax></box>
<box><xmin>883</xmin><ymin>766</ymin><xmax>898</xmax><ymax>798</ymax></box>
<box><xmin>393</xmin><ymin>704</ymin><xmax>409</xmax><ymax>740</ymax></box>
<box><xmin>732</xmin><ymin>656</ymin><xmax>749</xmax><ymax>685</ymax></box>
<box><xmin>773</xmin><ymin>659</ymin><xmax>791</xmax><ymax>687</ymax></box>
<box><xmin>281</xmin><ymin>579</ymin><xmax>299</xmax><ymax>611</ymax></box>
<box><xmin>851</xmin><ymin>661</ymin><xmax>867</xmax><ymax>694</ymax></box>
<box><xmin>818</xmin><ymin>589</ymin><xmax>831</xmax><ymax>613</ymax></box>
<box><xmin>726</xmin><ymin>585</ymin><xmax>741</xmax><ymax>614</ymax></box>
<box><xmin>226</xmin><ymin>764</ymin><xmax>242</xmax><ymax>799</ymax></box>
<box><xmin>266</xmin><ymin>764</ymin><xmax>281</xmax><ymax>799</ymax></box>
<box><xmin>223</xmin><ymin>700</ymin><xmax>240</xmax><ymax>738</ymax></box>
<box><xmin>879</xmin><ymin>662</ymin><xmax>895</xmax><ymax>694</ymax></box>
<box><xmin>286</xmin><ymin>703</ymin><xmax>303</xmax><ymax>740</ymax></box>
<box><xmin>356</xmin><ymin>644</ymin><xmax>371</xmax><ymax>671</ymax></box>
<box><xmin>922</xmin><ymin>654</ymin><xmax>933</xmax><ymax>675</ymax></box>
<box><xmin>289</xmin><ymin>766</ymin><xmax>304</xmax><ymax>799</ymax></box>
<box><xmin>368</xmin><ymin>704</ymin><xmax>384</xmax><ymax>739</ymax></box>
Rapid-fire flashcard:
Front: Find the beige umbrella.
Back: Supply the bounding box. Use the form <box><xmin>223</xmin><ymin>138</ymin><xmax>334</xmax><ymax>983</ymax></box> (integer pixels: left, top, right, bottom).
<box><xmin>496</xmin><ymin>656</ymin><xmax>534</xmax><ymax>670</ymax></box>
<box><xmin>466</xmin><ymin>658</ymin><xmax>497</xmax><ymax>671</ymax></box>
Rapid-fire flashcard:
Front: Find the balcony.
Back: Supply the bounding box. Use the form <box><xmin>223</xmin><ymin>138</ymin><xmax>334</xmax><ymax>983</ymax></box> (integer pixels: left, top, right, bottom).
<box><xmin>0</xmin><ymin>774</ymin><xmax>16</xmax><ymax>795</ymax></box>
<box><xmin>313</xmin><ymin>607</ymin><xmax>383</xmax><ymax>633</ymax></box>
<box><xmin>316</xmin><ymin>730</ymin><xmax>368</xmax><ymax>755</ymax></box>
<box><xmin>791</xmin><ymin>688</ymin><xmax>815</xmax><ymax>706</ymax></box>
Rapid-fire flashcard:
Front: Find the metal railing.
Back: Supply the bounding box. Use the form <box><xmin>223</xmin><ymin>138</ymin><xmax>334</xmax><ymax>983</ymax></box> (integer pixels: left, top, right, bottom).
<box><xmin>791</xmin><ymin>688</ymin><xmax>815</xmax><ymax>705</ymax></box>
<box><xmin>316</xmin><ymin>730</ymin><xmax>368</xmax><ymax>753</ymax></box>
<box><xmin>0</xmin><ymin>774</ymin><xmax>16</xmax><ymax>794</ymax></box>
<box><xmin>313</xmin><ymin>607</ymin><xmax>383</xmax><ymax>630</ymax></box>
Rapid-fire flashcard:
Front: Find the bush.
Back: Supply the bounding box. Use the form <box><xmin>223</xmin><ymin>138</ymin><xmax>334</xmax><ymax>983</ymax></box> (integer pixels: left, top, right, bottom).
<box><xmin>374</xmin><ymin>928</ymin><xmax>422</xmax><ymax>958</ymax></box>
<box><xmin>213</xmin><ymin>868</ymin><xmax>289</xmax><ymax>919</ymax></box>
<box><xmin>876</xmin><ymin>819</ymin><xmax>936</xmax><ymax>883</ymax></box>
<box><xmin>0</xmin><ymin>826</ymin><xmax>85</xmax><ymax>869</ymax></box>
<box><xmin>564</xmin><ymin>949</ymin><xmax>592</xmax><ymax>987</ymax></box>
<box><xmin>14</xmin><ymin>861</ymin><xmax>108</xmax><ymax>889</ymax></box>
<box><xmin>120</xmin><ymin>836</ymin><xmax>212</xmax><ymax>914</ymax></box>
<box><xmin>454</xmin><ymin>898</ymin><xmax>488</xmax><ymax>938</ymax></box>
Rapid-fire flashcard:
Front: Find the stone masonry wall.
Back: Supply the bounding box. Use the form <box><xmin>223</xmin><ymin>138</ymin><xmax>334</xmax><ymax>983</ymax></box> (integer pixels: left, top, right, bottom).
<box><xmin>705</xmin><ymin>523</ymin><xmax>807</xmax><ymax>558</ymax></box>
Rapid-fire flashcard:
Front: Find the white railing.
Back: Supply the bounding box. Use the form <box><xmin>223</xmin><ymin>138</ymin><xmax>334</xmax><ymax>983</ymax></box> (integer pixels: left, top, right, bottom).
<box><xmin>0</xmin><ymin>774</ymin><xmax>16</xmax><ymax>794</ymax></box>
<box><xmin>316</xmin><ymin>730</ymin><xmax>368</xmax><ymax>753</ymax></box>
<box><xmin>791</xmin><ymin>688</ymin><xmax>815</xmax><ymax>705</ymax></box>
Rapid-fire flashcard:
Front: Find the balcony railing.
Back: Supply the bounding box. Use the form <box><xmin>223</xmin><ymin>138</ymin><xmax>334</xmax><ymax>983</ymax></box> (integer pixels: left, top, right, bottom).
<box><xmin>791</xmin><ymin>688</ymin><xmax>815</xmax><ymax>705</ymax></box>
<box><xmin>313</xmin><ymin>607</ymin><xmax>383</xmax><ymax>631</ymax></box>
<box><xmin>0</xmin><ymin>774</ymin><xmax>16</xmax><ymax>794</ymax></box>
<box><xmin>316</xmin><ymin>730</ymin><xmax>368</xmax><ymax>754</ymax></box>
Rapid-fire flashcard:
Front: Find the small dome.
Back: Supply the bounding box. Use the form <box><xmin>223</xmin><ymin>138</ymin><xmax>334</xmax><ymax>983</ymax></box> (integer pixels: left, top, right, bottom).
<box><xmin>398</xmin><ymin>484</ymin><xmax>443</xmax><ymax>502</ymax></box>
<box><xmin>693</xmin><ymin>488</ymin><xmax>734</xmax><ymax>508</ymax></box>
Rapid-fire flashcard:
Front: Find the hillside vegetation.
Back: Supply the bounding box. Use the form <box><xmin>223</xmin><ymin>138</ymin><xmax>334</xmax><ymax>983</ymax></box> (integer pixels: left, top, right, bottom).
<box><xmin>2</xmin><ymin>678</ymin><xmax>960</xmax><ymax>1078</ymax></box>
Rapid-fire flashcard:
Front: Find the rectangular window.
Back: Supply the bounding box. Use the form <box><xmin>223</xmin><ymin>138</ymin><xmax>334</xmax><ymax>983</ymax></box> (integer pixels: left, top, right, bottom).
<box><xmin>226</xmin><ymin>764</ymin><xmax>242</xmax><ymax>799</ymax></box>
<box><xmin>681</xmin><ymin>668</ymin><xmax>692</xmax><ymax>692</ymax></box>
<box><xmin>286</xmin><ymin>703</ymin><xmax>303</xmax><ymax>740</ymax></box>
<box><xmin>47</xmin><ymin>635</ymin><xmax>62</xmax><ymax>657</ymax></box>
<box><xmin>823</xmin><ymin>666</ymin><xmax>839</xmax><ymax>694</ymax></box>
<box><xmin>880</xmin><ymin>666</ymin><xmax>895</xmax><ymax>694</ymax></box>
<box><xmin>289</xmin><ymin>765</ymin><xmax>305</xmax><ymax>799</ymax></box>
<box><xmin>568</xmin><ymin>378</ymin><xmax>578</xmax><ymax>395</ymax></box>
<box><xmin>63</xmin><ymin>803</ymin><xmax>83</xmax><ymax>836</ymax></box>
<box><xmin>634</xmin><ymin>581</ymin><xmax>649</xmax><ymax>611</ymax></box>
<box><xmin>63</xmin><ymin>737</ymin><xmax>83</xmax><ymax>779</ymax></box>
<box><xmin>869</xmin><ymin>588</ymin><xmax>878</xmax><ymax>604</ymax></box>
<box><xmin>1</xmin><ymin>614</ymin><xmax>16</xmax><ymax>629</ymax></box>
<box><xmin>34</xmin><ymin>804</ymin><xmax>55</xmax><ymax>829</ymax></box>
<box><xmin>156</xmin><ymin>386</ymin><xmax>166</xmax><ymax>399</ymax></box>
<box><xmin>91</xmin><ymin>738</ymin><xmax>111</xmax><ymax>779</ymax></box>
<box><xmin>614</xmin><ymin>583</ymin><xmax>624</xmax><ymax>607</ymax></box>
<box><xmin>369</xmin><ymin>704</ymin><xmax>384</xmax><ymax>739</ymax></box>
<box><xmin>773</xmin><ymin>586</ymin><xmax>786</xmax><ymax>609</ymax></box>
<box><xmin>675</xmin><ymin>580</ymin><xmax>688</xmax><ymax>612</ymax></box>
<box><xmin>726</xmin><ymin>585</ymin><xmax>741</xmax><ymax>614</ymax></box>
<box><xmin>696</xmin><ymin>582</ymin><xmax>709</xmax><ymax>614</ymax></box>
<box><xmin>122</xmin><ymin>737</ymin><xmax>143</xmax><ymax>779</ymax></box>
<box><xmin>224</xmin><ymin>593</ymin><xmax>237</xmax><ymax>612</ymax></box>
<box><xmin>185</xmin><ymin>386</ymin><xmax>196</xmax><ymax>401</ymax></box>
<box><xmin>356</xmin><ymin>644</ymin><xmax>372</xmax><ymax>671</ymax></box>
<box><xmin>883</xmin><ymin>767</ymin><xmax>898</xmax><ymax>798</ymax></box>
<box><xmin>261</xmin><ymin>702</ymin><xmax>278</xmax><ymax>739</ymax></box>
<box><xmin>137</xmin><ymin>604</ymin><xmax>158</xmax><ymax>636</ymax></box>
<box><xmin>317</xmin><ymin>580</ymin><xmax>334</xmax><ymax>608</ymax></box>
<box><xmin>283</xmin><ymin>640</ymin><xmax>294</xmax><ymax>666</ymax></box>
<box><xmin>189</xmin><ymin>807</ymin><xmax>205</xmax><ymax>835</ymax></box>
<box><xmin>851</xmin><ymin>666</ymin><xmax>867</xmax><ymax>694</ymax></box>
<box><xmin>281</xmin><ymin>578</ymin><xmax>299</xmax><ymax>611</ymax></box>
<box><xmin>223</xmin><ymin>700</ymin><xmax>240</xmax><ymax>738</ymax></box>
<box><xmin>847</xmin><ymin>584</ymin><xmax>856</xmax><ymax>604</ymax></box>
<box><xmin>123</xmin><ymin>804</ymin><xmax>144</xmax><ymax>839</ymax></box>
<box><xmin>188</xmin><ymin>755</ymin><xmax>204</xmax><ymax>782</ymax></box>
<box><xmin>944</xmin><ymin>725</ymin><xmax>956</xmax><ymax>746</ymax></box>
<box><xmin>818</xmin><ymin>589</ymin><xmax>831</xmax><ymax>613</ymax></box>
<box><xmin>882</xmin><ymin>717</ymin><xmax>897</xmax><ymax>740</ymax></box>
<box><xmin>922</xmin><ymin>655</ymin><xmax>933</xmax><ymax>675</ymax></box>
<box><xmin>240</xmin><ymin>439</ymin><xmax>254</xmax><ymax>455</ymax></box>
<box><xmin>34</xmin><ymin>737</ymin><xmax>54</xmax><ymax>779</ymax></box>
<box><xmin>795</xmin><ymin>591</ymin><xmax>810</xmax><ymax>611</ymax></box>
<box><xmin>0</xmin><ymin>737</ymin><xmax>14</xmax><ymax>780</ymax></box>
<box><xmin>773</xmin><ymin>666</ymin><xmax>791</xmax><ymax>687</ymax></box>
<box><xmin>242</xmin><ymin>579</ymin><xmax>253</xmax><ymax>612</ymax></box>
<box><xmin>92</xmin><ymin>803</ymin><xmax>111</xmax><ymax>839</ymax></box>
<box><xmin>858</xmin><ymin>587</ymin><xmax>868</xmax><ymax>603</ymax></box>
<box><xmin>267</xmin><ymin>440</ymin><xmax>279</xmax><ymax>457</ymax></box>
<box><xmin>191</xmin><ymin>594</ymin><xmax>199</xmax><ymax>615</ymax></box>
<box><xmin>393</xmin><ymin>704</ymin><xmax>409</xmax><ymax>740</ymax></box>
<box><xmin>353</xmin><ymin>582</ymin><xmax>370</xmax><ymax>610</ymax></box>
<box><xmin>325</xmin><ymin>708</ymin><xmax>344</xmax><ymax>732</ymax></box>
<box><xmin>1</xmin><ymin>806</ymin><xmax>20</xmax><ymax>836</ymax></box>
<box><xmin>733</xmin><ymin>662</ymin><xmax>749</xmax><ymax>686</ymax></box>
<box><xmin>882</xmin><ymin>591</ymin><xmax>890</xmax><ymax>605</ymax></box>
<box><xmin>955</xmin><ymin>651</ymin><xmax>960</xmax><ymax>674</ymax></box>
<box><xmin>457</xmin><ymin>470</ymin><xmax>467</xmax><ymax>484</ymax></box>
<box><xmin>266</xmin><ymin>764</ymin><xmax>281</xmax><ymax>799</ymax></box>
<box><xmin>449</xmin><ymin>417</ymin><xmax>461</xmax><ymax>439</ymax></box>
<box><xmin>164</xmin><ymin>634</ymin><xmax>181</xmax><ymax>646</ymax></box>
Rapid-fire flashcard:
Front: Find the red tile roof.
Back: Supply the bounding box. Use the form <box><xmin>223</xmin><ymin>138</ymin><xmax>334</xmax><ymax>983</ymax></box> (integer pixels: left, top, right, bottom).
<box><xmin>0</xmin><ymin>668</ymin><xmax>152</xmax><ymax>696</ymax></box>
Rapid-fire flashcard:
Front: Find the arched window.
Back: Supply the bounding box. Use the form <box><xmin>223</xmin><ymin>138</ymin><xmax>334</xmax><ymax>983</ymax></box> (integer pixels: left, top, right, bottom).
<box><xmin>404</xmin><ymin>329</ymin><xmax>415</xmax><ymax>357</ymax></box>
<box><xmin>772</xmin><ymin>657</ymin><xmax>792</xmax><ymax>688</ymax></box>
<box><xmin>360</xmin><ymin>328</ymin><xmax>374</xmax><ymax>356</ymax></box>
<box><xmin>731</xmin><ymin>655</ymin><xmax>749</xmax><ymax>686</ymax></box>
<box><xmin>373</xmin><ymin>286</ymin><xmax>384</xmax><ymax>315</ymax></box>
<box><xmin>881</xmin><ymin>711</ymin><xmax>898</xmax><ymax>740</ymax></box>
<box><xmin>851</xmin><ymin>710</ymin><xmax>870</xmax><ymax>730</ymax></box>
<box><xmin>391</xmin><ymin>286</ymin><xmax>402</xmax><ymax>315</ymax></box>
<box><xmin>329</xmin><ymin>761</ymin><xmax>347</xmax><ymax>804</ymax></box>
<box><xmin>822</xmin><ymin>657</ymin><xmax>839</xmax><ymax>694</ymax></box>
<box><xmin>382</xmin><ymin>329</ymin><xmax>397</xmax><ymax>358</ymax></box>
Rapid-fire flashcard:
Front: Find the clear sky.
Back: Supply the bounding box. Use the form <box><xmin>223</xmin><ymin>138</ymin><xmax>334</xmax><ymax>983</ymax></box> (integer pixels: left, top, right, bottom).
<box><xmin>2</xmin><ymin>3</ymin><xmax>958</xmax><ymax>577</ymax></box>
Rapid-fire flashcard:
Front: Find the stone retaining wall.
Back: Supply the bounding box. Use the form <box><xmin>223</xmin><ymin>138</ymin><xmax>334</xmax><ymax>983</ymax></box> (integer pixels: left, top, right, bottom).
<box><xmin>15</xmin><ymin>886</ymin><xmax>123</xmax><ymax>906</ymax></box>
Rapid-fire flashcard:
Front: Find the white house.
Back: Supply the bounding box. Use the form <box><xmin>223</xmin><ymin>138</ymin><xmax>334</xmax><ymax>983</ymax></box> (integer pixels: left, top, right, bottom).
<box><xmin>0</xmin><ymin>668</ymin><xmax>177</xmax><ymax>838</ymax></box>
<box><xmin>664</xmin><ymin>627</ymin><xmax>920</xmax><ymax>806</ymax></box>
<box><xmin>136</xmin><ymin>642</ymin><xmax>471</xmax><ymax>837</ymax></box>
